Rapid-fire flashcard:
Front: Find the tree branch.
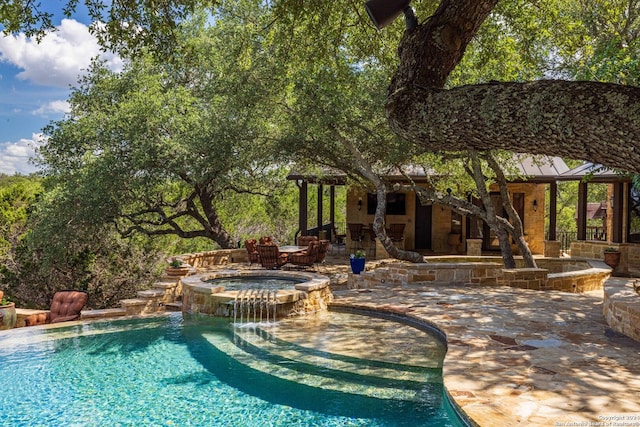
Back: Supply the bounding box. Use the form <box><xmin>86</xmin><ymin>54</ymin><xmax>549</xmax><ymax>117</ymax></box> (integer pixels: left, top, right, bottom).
<box><xmin>388</xmin><ymin>80</ymin><xmax>640</xmax><ymax>173</ymax></box>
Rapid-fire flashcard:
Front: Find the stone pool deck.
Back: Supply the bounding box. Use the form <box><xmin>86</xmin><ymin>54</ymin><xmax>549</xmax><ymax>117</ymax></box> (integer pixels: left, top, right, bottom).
<box><xmin>332</xmin><ymin>279</ymin><xmax>640</xmax><ymax>427</ymax></box>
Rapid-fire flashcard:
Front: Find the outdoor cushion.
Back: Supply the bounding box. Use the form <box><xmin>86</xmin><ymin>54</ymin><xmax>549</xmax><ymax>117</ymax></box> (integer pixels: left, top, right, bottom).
<box><xmin>24</xmin><ymin>291</ymin><xmax>88</xmax><ymax>326</ymax></box>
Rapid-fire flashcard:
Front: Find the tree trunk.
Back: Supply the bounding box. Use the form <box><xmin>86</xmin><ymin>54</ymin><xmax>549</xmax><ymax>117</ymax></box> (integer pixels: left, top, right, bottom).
<box><xmin>198</xmin><ymin>188</ymin><xmax>236</xmax><ymax>249</ymax></box>
<box><xmin>484</xmin><ymin>154</ymin><xmax>537</xmax><ymax>268</ymax></box>
<box><xmin>467</xmin><ymin>150</ymin><xmax>516</xmax><ymax>268</ymax></box>
<box><xmin>335</xmin><ymin>130</ymin><xmax>424</xmax><ymax>263</ymax></box>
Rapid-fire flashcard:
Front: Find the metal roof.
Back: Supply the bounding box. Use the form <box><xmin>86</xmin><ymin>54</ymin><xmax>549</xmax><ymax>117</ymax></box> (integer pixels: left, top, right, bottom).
<box><xmin>514</xmin><ymin>156</ymin><xmax>569</xmax><ymax>181</ymax></box>
<box><xmin>287</xmin><ymin>156</ymin><xmax>569</xmax><ymax>184</ymax></box>
<box><xmin>557</xmin><ymin>162</ymin><xmax>631</xmax><ymax>182</ymax></box>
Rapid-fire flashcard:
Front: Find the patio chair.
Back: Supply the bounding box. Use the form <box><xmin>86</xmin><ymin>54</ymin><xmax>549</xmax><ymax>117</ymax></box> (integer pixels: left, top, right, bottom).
<box><xmin>368</xmin><ymin>223</ymin><xmax>377</xmax><ymax>257</ymax></box>
<box><xmin>347</xmin><ymin>223</ymin><xmax>364</xmax><ymax>254</ymax></box>
<box><xmin>244</xmin><ymin>239</ymin><xmax>259</xmax><ymax>266</ymax></box>
<box><xmin>331</xmin><ymin>224</ymin><xmax>346</xmax><ymax>254</ymax></box>
<box><xmin>257</xmin><ymin>244</ymin><xmax>288</xmax><ymax>269</ymax></box>
<box><xmin>315</xmin><ymin>240</ymin><xmax>330</xmax><ymax>270</ymax></box>
<box><xmin>259</xmin><ymin>236</ymin><xmax>274</xmax><ymax>245</ymax></box>
<box><xmin>24</xmin><ymin>290</ymin><xmax>88</xmax><ymax>326</ymax></box>
<box><xmin>297</xmin><ymin>235</ymin><xmax>318</xmax><ymax>247</ymax></box>
<box><xmin>289</xmin><ymin>241</ymin><xmax>319</xmax><ymax>269</ymax></box>
<box><xmin>388</xmin><ymin>223</ymin><xmax>405</xmax><ymax>248</ymax></box>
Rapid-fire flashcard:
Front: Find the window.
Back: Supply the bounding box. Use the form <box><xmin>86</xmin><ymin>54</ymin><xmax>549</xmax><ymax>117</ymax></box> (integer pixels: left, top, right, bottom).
<box><xmin>367</xmin><ymin>193</ymin><xmax>406</xmax><ymax>215</ymax></box>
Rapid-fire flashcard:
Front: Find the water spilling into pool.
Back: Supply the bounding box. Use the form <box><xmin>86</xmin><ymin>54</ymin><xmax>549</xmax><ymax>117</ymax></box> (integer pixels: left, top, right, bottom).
<box><xmin>232</xmin><ymin>288</ymin><xmax>279</xmax><ymax>323</ymax></box>
<box><xmin>0</xmin><ymin>312</ymin><xmax>465</xmax><ymax>426</ymax></box>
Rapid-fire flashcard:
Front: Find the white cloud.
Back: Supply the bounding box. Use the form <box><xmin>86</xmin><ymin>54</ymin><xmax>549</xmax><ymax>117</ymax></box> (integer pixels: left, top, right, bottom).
<box><xmin>32</xmin><ymin>99</ymin><xmax>71</xmax><ymax>117</ymax></box>
<box><xmin>0</xmin><ymin>134</ymin><xmax>45</xmax><ymax>175</ymax></box>
<box><xmin>0</xmin><ymin>19</ymin><xmax>122</xmax><ymax>88</ymax></box>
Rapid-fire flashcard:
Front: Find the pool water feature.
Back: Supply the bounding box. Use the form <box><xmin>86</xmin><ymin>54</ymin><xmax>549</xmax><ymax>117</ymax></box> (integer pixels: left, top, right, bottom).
<box><xmin>0</xmin><ymin>312</ymin><xmax>465</xmax><ymax>426</ymax></box>
<box><xmin>182</xmin><ymin>270</ymin><xmax>334</xmax><ymax>319</ymax></box>
<box><xmin>203</xmin><ymin>276</ymin><xmax>306</xmax><ymax>322</ymax></box>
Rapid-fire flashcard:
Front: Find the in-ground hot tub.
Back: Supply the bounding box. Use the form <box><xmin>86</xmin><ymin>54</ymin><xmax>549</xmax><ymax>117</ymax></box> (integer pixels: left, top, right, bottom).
<box><xmin>181</xmin><ymin>270</ymin><xmax>333</xmax><ymax>321</ymax></box>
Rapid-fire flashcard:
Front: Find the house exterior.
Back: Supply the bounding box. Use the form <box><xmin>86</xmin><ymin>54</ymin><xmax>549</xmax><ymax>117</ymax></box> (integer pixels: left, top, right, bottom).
<box><xmin>288</xmin><ymin>156</ymin><xmax>569</xmax><ymax>258</ymax></box>
<box><xmin>345</xmin><ymin>177</ymin><xmax>556</xmax><ymax>258</ymax></box>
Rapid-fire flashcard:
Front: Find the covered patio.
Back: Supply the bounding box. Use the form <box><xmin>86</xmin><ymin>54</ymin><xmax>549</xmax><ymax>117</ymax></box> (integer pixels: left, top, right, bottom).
<box><xmin>288</xmin><ymin>156</ymin><xmax>570</xmax><ymax>259</ymax></box>
<box><xmin>557</xmin><ymin>162</ymin><xmax>640</xmax><ymax>276</ymax></box>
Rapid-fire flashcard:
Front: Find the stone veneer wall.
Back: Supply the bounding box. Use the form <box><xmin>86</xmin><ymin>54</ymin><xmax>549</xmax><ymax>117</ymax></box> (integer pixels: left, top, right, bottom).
<box><xmin>546</xmin><ymin>269</ymin><xmax>611</xmax><ymax>292</ymax></box>
<box><xmin>348</xmin><ymin>258</ymin><xmax>610</xmax><ymax>293</ymax></box>
<box><xmin>603</xmin><ymin>279</ymin><xmax>640</xmax><ymax>342</ymax></box>
<box><xmin>181</xmin><ymin>249</ymin><xmax>247</xmax><ymax>268</ymax></box>
<box><xmin>625</xmin><ymin>245</ymin><xmax>640</xmax><ymax>276</ymax></box>
<box><xmin>570</xmin><ymin>241</ymin><xmax>616</xmax><ymax>260</ymax></box>
<box><xmin>182</xmin><ymin>270</ymin><xmax>332</xmax><ymax>318</ymax></box>
<box><xmin>570</xmin><ymin>241</ymin><xmax>640</xmax><ymax>277</ymax></box>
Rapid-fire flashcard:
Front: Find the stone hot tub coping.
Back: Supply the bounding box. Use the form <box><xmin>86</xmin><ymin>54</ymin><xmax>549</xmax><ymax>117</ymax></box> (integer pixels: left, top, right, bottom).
<box><xmin>181</xmin><ymin>269</ymin><xmax>333</xmax><ymax>318</ymax></box>
<box><xmin>181</xmin><ymin>269</ymin><xmax>330</xmax><ymax>293</ymax></box>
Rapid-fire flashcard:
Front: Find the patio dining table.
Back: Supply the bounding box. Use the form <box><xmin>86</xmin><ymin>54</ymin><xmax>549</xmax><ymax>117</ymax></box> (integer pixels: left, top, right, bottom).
<box><xmin>278</xmin><ymin>245</ymin><xmax>308</xmax><ymax>254</ymax></box>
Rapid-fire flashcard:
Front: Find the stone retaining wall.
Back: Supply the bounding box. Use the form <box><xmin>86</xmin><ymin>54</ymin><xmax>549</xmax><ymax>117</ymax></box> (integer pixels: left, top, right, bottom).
<box><xmin>569</xmin><ymin>241</ymin><xmax>640</xmax><ymax>276</ymax></box>
<box><xmin>603</xmin><ymin>278</ymin><xmax>640</xmax><ymax>342</ymax></box>
<box><xmin>348</xmin><ymin>258</ymin><xmax>610</xmax><ymax>293</ymax></box>
<box><xmin>181</xmin><ymin>249</ymin><xmax>247</xmax><ymax>268</ymax></box>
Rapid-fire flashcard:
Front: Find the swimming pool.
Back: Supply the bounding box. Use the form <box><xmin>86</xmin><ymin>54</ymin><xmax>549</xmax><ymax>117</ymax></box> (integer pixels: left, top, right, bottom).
<box><xmin>0</xmin><ymin>312</ymin><xmax>465</xmax><ymax>426</ymax></box>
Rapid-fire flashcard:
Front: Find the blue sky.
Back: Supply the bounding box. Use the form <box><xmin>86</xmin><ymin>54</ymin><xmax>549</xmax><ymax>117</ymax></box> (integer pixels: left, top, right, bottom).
<box><xmin>0</xmin><ymin>14</ymin><xmax>122</xmax><ymax>175</ymax></box>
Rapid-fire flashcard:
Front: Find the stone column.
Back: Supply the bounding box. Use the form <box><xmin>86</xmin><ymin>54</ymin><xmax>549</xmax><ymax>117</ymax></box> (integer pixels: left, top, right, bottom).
<box><xmin>544</xmin><ymin>240</ymin><xmax>561</xmax><ymax>258</ymax></box>
<box><xmin>466</xmin><ymin>239</ymin><xmax>482</xmax><ymax>256</ymax></box>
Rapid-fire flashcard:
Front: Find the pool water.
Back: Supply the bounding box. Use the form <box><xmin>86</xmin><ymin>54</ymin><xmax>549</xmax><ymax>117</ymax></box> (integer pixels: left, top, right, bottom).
<box><xmin>207</xmin><ymin>276</ymin><xmax>303</xmax><ymax>291</ymax></box>
<box><xmin>0</xmin><ymin>313</ymin><xmax>465</xmax><ymax>427</ymax></box>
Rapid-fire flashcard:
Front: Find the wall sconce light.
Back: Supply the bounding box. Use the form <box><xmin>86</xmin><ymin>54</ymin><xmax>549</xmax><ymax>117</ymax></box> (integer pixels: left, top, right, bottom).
<box><xmin>610</xmin><ymin>195</ymin><xmax>614</xmax><ymax>209</ymax></box>
<box><xmin>533</xmin><ymin>199</ymin><xmax>538</xmax><ymax>212</ymax></box>
<box><xmin>364</xmin><ymin>0</ymin><xmax>418</xmax><ymax>30</ymax></box>
<box><xmin>358</xmin><ymin>197</ymin><xmax>362</xmax><ymax>211</ymax></box>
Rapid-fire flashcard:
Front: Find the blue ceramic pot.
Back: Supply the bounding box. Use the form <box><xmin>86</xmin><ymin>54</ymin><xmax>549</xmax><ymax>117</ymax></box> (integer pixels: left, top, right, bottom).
<box><xmin>350</xmin><ymin>258</ymin><xmax>365</xmax><ymax>274</ymax></box>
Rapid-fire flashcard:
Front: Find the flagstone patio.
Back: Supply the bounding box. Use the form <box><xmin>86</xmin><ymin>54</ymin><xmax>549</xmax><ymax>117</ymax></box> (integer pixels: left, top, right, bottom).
<box><xmin>331</xmin><ymin>274</ymin><xmax>640</xmax><ymax>426</ymax></box>
<box><xmin>174</xmin><ymin>251</ymin><xmax>640</xmax><ymax>426</ymax></box>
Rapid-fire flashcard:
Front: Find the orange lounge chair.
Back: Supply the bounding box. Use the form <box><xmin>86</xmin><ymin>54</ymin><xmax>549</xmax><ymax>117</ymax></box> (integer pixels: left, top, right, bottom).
<box><xmin>24</xmin><ymin>290</ymin><xmax>88</xmax><ymax>326</ymax></box>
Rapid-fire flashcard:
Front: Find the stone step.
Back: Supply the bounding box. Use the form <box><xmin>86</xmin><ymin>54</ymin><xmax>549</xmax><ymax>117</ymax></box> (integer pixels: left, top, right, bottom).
<box><xmin>233</xmin><ymin>327</ymin><xmax>440</xmax><ymax>383</ymax></box>
<box><xmin>152</xmin><ymin>280</ymin><xmax>179</xmax><ymax>290</ymax></box>
<box><xmin>202</xmin><ymin>330</ymin><xmax>436</xmax><ymax>402</ymax></box>
<box><xmin>81</xmin><ymin>308</ymin><xmax>127</xmax><ymax>320</ymax></box>
<box><xmin>120</xmin><ymin>298</ymin><xmax>161</xmax><ymax>315</ymax></box>
<box><xmin>137</xmin><ymin>289</ymin><xmax>165</xmax><ymax>299</ymax></box>
<box><xmin>165</xmin><ymin>302</ymin><xmax>182</xmax><ymax>312</ymax></box>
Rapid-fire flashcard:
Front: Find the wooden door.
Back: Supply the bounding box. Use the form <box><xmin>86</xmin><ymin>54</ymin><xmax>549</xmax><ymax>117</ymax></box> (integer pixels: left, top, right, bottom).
<box><xmin>414</xmin><ymin>200</ymin><xmax>432</xmax><ymax>250</ymax></box>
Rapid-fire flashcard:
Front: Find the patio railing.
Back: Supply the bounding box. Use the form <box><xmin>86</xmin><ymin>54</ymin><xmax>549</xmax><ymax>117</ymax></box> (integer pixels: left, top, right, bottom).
<box><xmin>302</xmin><ymin>222</ymin><xmax>346</xmax><ymax>242</ymax></box>
<box><xmin>551</xmin><ymin>227</ymin><xmax>607</xmax><ymax>253</ymax></box>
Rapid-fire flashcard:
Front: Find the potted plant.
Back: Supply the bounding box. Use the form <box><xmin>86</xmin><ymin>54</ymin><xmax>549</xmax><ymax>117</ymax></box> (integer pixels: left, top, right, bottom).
<box><xmin>166</xmin><ymin>257</ymin><xmax>190</xmax><ymax>277</ymax></box>
<box><xmin>603</xmin><ymin>247</ymin><xmax>621</xmax><ymax>269</ymax></box>
<box><xmin>350</xmin><ymin>250</ymin><xmax>366</xmax><ymax>274</ymax></box>
<box><xmin>0</xmin><ymin>290</ymin><xmax>17</xmax><ymax>330</ymax></box>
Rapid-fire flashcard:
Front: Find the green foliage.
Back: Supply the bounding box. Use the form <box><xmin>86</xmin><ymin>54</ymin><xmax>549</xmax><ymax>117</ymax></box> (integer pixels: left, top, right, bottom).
<box><xmin>550</xmin><ymin>0</ymin><xmax>640</xmax><ymax>84</ymax></box>
<box><xmin>449</xmin><ymin>1</ymin><xmax>554</xmax><ymax>85</ymax></box>
<box><xmin>0</xmin><ymin>175</ymin><xmax>41</xmax><ymax>258</ymax></box>
<box><xmin>352</xmin><ymin>249</ymin><xmax>366</xmax><ymax>259</ymax></box>
<box><xmin>1</xmin><ymin>183</ymin><xmax>166</xmax><ymax>309</ymax></box>
<box><xmin>38</xmin><ymin>6</ymin><xmax>289</xmax><ymax>249</ymax></box>
<box><xmin>0</xmin><ymin>0</ymin><xmax>215</xmax><ymax>56</ymax></box>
